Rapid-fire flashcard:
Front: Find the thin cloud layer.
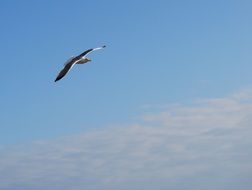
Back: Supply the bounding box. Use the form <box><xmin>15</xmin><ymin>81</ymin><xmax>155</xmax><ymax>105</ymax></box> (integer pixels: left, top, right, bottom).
<box><xmin>1</xmin><ymin>91</ymin><xmax>252</xmax><ymax>190</ymax></box>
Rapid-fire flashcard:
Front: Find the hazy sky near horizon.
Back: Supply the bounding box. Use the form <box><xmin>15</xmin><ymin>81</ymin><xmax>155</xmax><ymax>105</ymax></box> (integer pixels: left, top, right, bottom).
<box><xmin>1</xmin><ymin>0</ymin><xmax>252</xmax><ymax>189</ymax></box>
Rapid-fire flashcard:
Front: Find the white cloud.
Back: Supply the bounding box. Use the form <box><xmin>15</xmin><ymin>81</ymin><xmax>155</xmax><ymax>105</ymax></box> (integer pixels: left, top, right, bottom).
<box><xmin>0</xmin><ymin>91</ymin><xmax>252</xmax><ymax>190</ymax></box>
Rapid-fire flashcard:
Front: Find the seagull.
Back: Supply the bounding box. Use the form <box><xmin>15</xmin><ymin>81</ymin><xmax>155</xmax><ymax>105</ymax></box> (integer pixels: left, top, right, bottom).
<box><xmin>54</xmin><ymin>45</ymin><xmax>106</xmax><ymax>82</ymax></box>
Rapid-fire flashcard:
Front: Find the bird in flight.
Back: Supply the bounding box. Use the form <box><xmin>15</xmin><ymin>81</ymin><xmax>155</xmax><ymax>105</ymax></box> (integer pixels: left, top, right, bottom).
<box><xmin>54</xmin><ymin>45</ymin><xmax>106</xmax><ymax>82</ymax></box>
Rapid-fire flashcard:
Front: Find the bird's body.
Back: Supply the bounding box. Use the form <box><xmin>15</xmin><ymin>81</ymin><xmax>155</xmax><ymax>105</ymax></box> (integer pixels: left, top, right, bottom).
<box><xmin>54</xmin><ymin>45</ymin><xmax>106</xmax><ymax>82</ymax></box>
<box><xmin>76</xmin><ymin>57</ymin><xmax>90</xmax><ymax>64</ymax></box>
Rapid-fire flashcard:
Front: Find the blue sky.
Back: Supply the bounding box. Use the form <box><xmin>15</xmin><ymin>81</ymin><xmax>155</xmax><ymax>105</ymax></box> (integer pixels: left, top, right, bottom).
<box><xmin>0</xmin><ymin>0</ymin><xmax>252</xmax><ymax>189</ymax></box>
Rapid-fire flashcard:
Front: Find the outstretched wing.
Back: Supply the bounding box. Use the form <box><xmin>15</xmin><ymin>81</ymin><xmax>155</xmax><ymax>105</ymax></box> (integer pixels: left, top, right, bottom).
<box><xmin>63</xmin><ymin>56</ymin><xmax>75</xmax><ymax>66</ymax></box>
<box><xmin>54</xmin><ymin>45</ymin><xmax>106</xmax><ymax>82</ymax></box>
<box><xmin>54</xmin><ymin>59</ymin><xmax>77</xmax><ymax>82</ymax></box>
<box><xmin>77</xmin><ymin>45</ymin><xmax>106</xmax><ymax>58</ymax></box>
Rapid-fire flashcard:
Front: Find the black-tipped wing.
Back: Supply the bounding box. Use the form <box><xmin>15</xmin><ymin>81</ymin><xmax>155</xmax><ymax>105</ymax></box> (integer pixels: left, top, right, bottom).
<box><xmin>54</xmin><ymin>46</ymin><xmax>106</xmax><ymax>82</ymax></box>
<box><xmin>55</xmin><ymin>59</ymin><xmax>76</xmax><ymax>82</ymax></box>
<box><xmin>77</xmin><ymin>45</ymin><xmax>106</xmax><ymax>58</ymax></box>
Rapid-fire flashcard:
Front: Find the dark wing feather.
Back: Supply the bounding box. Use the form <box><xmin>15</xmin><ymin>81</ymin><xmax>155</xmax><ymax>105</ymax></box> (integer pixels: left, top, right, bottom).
<box><xmin>54</xmin><ymin>46</ymin><xmax>106</xmax><ymax>82</ymax></box>
<box><xmin>76</xmin><ymin>48</ymin><xmax>93</xmax><ymax>58</ymax></box>
<box><xmin>76</xmin><ymin>46</ymin><xmax>106</xmax><ymax>58</ymax></box>
<box><xmin>54</xmin><ymin>61</ymin><xmax>76</xmax><ymax>82</ymax></box>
